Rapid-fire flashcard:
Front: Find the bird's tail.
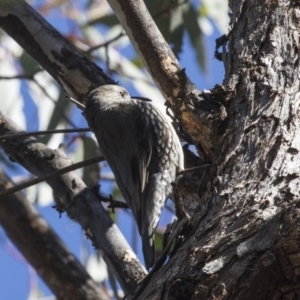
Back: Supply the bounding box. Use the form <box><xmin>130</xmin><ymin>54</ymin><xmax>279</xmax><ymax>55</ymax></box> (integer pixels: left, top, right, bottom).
<box><xmin>140</xmin><ymin>173</ymin><xmax>170</xmax><ymax>270</ymax></box>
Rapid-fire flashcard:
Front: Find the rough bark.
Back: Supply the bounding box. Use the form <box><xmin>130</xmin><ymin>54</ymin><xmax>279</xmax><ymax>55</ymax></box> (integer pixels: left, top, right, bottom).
<box><xmin>0</xmin><ymin>113</ymin><xmax>146</xmax><ymax>294</ymax></box>
<box><xmin>0</xmin><ymin>170</ymin><xmax>109</xmax><ymax>300</ymax></box>
<box><xmin>134</xmin><ymin>1</ymin><xmax>300</xmax><ymax>299</ymax></box>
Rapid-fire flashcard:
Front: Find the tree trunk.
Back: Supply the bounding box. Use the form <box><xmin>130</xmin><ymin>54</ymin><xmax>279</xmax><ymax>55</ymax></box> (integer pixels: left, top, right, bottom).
<box><xmin>136</xmin><ymin>1</ymin><xmax>300</xmax><ymax>299</ymax></box>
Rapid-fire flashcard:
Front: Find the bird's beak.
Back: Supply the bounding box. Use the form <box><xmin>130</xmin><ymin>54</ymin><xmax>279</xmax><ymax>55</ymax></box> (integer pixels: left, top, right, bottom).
<box><xmin>131</xmin><ymin>96</ymin><xmax>152</xmax><ymax>102</ymax></box>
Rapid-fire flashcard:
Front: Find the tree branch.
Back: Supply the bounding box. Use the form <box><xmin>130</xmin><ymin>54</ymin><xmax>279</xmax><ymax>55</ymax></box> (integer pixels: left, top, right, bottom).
<box><xmin>0</xmin><ymin>155</ymin><xmax>105</xmax><ymax>197</ymax></box>
<box><xmin>106</xmin><ymin>0</ymin><xmax>225</xmax><ymax>157</ymax></box>
<box><xmin>0</xmin><ymin>0</ymin><xmax>115</xmax><ymax>101</ymax></box>
<box><xmin>0</xmin><ymin>127</ymin><xmax>90</xmax><ymax>141</ymax></box>
<box><xmin>0</xmin><ymin>170</ymin><xmax>109</xmax><ymax>300</ymax></box>
<box><xmin>0</xmin><ymin>112</ymin><xmax>146</xmax><ymax>294</ymax></box>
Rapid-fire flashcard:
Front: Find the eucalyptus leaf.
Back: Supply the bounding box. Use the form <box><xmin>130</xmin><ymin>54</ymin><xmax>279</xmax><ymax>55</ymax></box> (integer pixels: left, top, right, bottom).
<box><xmin>183</xmin><ymin>4</ymin><xmax>206</xmax><ymax>72</ymax></box>
<box><xmin>154</xmin><ymin>229</ymin><xmax>163</xmax><ymax>252</ymax></box>
<box><xmin>131</xmin><ymin>56</ymin><xmax>144</xmax><ymax>69</ymax></box>
<box><xmin>156</xmin><ymin>14</ymin><xmax>171</xmax><ymax>41</ymax></box>
<box><xmin>145</xmin><ymin>0</ymin><xmax>173</xmax><ymax>41</ymax></box>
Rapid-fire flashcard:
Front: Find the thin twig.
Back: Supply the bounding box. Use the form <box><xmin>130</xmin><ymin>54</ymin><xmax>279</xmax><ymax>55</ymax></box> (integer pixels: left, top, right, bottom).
<box><xmin>0</xmin><ymin>128</ymin><xmax>91</xmax><ymax>141</ymax></box>
<box><xmin>177</xmin><ymin>163</ymin><xmax>218</xmax><ymax>176</ymax></box>
<box><xmin>86</xmin><ymin>31</ymin><xmax>125</xmax><ymax>53</ymax></box>
<box><xmin>0</xmin><ymin>74</ymin><xmax>34</xmax><ymax>80</ymax></box>
<box><xmin>106</xmin><ymin>198</ymin><xmax>128</xmax><ymax>209</ymax></box>
<box><xmin>105</xmin><ymin>44</ymin><xmax>111</xmax><ymax>75</ymax></box>
<box><xmin>0</xmin><ymin>156</ymin><xmax>105</xmax><ymax>198</ymax></box>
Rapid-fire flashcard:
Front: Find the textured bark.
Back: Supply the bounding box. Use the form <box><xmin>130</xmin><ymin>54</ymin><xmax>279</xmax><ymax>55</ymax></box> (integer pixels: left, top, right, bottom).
<box><xmin>0</xmin><ymin>171</ymin><xmax>109</xmax><ymax>300</ymax></box>
<box><xmin>134</xmin><ymin>1</ymin><xmax>300</xmax><ymax>299</ymax></box>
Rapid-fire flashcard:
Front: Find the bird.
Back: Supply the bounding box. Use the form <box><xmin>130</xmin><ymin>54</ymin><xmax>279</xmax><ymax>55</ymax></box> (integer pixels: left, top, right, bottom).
<box><xmin>81</xmin><ymin>85</ymin><xmax>184</xmax><ymax>270</ymax></box>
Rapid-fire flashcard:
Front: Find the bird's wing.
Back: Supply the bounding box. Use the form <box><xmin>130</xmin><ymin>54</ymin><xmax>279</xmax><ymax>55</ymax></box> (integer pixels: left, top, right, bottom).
<box><xmin>90</xmin><ymin>102</ymin><xmax>158</xmax><ymax>223</ymax></box>
<box><xmin>133</xmin><ymin>102</ymin><xmax>178</xmax><ymax>269</ymax></box>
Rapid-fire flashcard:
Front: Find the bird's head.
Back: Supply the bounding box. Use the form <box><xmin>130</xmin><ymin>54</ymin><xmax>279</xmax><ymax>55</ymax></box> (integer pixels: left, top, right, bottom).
<box><xmin>87</xmin><ymin>85</ymin><xmax>131</xmax><ymax>105</ymax></box>
<box><xmin>87</xmin><ymin>85</ymin><xmax>152</xmax><ymax>105</ymax></box>
<box><xmin>67</xmin><ymin>85</ymin><xmax>152</xmax><ymax>112</ymax></box>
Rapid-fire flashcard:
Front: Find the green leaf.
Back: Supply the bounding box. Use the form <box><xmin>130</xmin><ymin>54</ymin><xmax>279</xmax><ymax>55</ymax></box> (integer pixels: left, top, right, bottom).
<box><xmin>199</xmin><ymin>3</ymin><xmax>209</xmax><ymax>16</ymax></box>
<box><xmin>108</xmin><ymin>209</ymin><xmax>117</xmax><ymax>222</ymax></box>
<box><xmin>154</xmin><ymin>229</ymin><xmax>164</xmax><ymax>251</ymax></box>
<box><xmin>111</xmin><ymin>184</ymin><xmax>122</xmax><ymax>200</ymax></box>
<box><xmin>183</xmin><ymin>4</ymin><xmax>206</xmax><ymax>72</ymax></box>
<box><xmin>131</xmin><ymin>55</ymin><xmax>144</xmax><ymax>69</ymax></box>
<box><xmin>110</xmin><ymin>185</ymin><xmax>124</xmax><ymax>220</ymax></box>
